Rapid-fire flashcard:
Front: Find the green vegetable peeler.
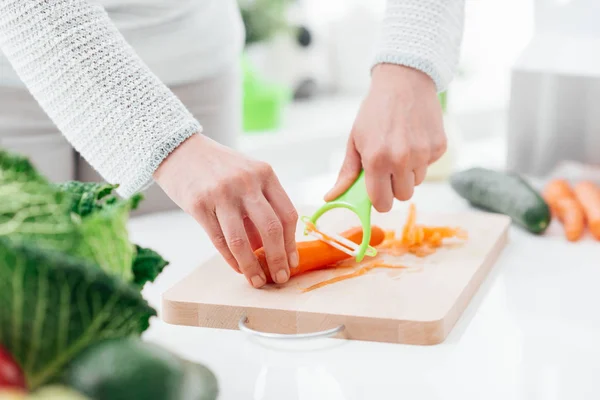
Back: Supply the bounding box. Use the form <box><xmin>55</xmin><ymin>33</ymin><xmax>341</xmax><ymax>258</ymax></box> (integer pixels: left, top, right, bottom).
<box><xmin>301</xmin><ymin>170</ymin><xmax>376</xmax><ymax>262</ymax></box>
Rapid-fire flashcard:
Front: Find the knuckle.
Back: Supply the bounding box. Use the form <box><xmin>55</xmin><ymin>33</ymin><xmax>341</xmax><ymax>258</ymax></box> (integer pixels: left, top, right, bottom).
<box><xmin>255</xmin><ymin>161</ymin><xmax>275</xmax><ymax>179</ymax></box>
<box><xmin>413</xmin><ymin>141</ymin><xmax>430</xmax><ymax>156</ymax></box>
<box><xmin>282</xmin><ymin>208</ymin><xmax>299</xmax><ymax>225</ymax></box>
<box><xmin>230</xmin><ymin>171</ymin><xmax>253</xmax><ymax>189</ymax></box>
<box><xmin>265</xmin><ymin>219</ymin><xmax>283</xmax><ymax>237</ymax></box>
<box><xmin>268</xmin><ymin>253</ymin><xmax>288</xmax><ymax>267</ymax></box>
<box><xmin>188</xmin><ymin>193</ymin><xmax>210</xmax><ymax>216</ymax></box>
<box><xmin>391</xmin><ymin>150</ymin><xmax>410</xmax><ymax>168</ymax></box>
<box><xmin>365</xmin><ymin>150</ymin><xmax>390</xmax><ymax>171</ymax></box>
<box><xmin>203</xmin><ymin>181</ymin><xmax>231</xmax><ymax>199</ymax></box>
<box><xmin>228</xmin><ymin>235</ymin><xmax>247</xmax><ymax>251</ymax></box>
<box><xmin>412</xmin><ymin>147</ymin><xmax>430</xmax><ymax>166</ymax></box>
<box><xmin>239</xmin><ymin>259</ymin><xmax>261</xmax><ymax>275</ymax></box>
<box><xmin>431</xmin><ymin>134</ymin><xmax>447</xmax><ymax>156</ymax></box>
<box><xmin>212</xmin><ymin>232</ymin><xmax>229</xmax><ymax>250</ymax></box>
<box><xmin>243</xmin><ymin>189</ymin><xmax>264</xmax><ymax>205</ymax></box>
<box><xmin>435</xmin><ymin>137</ymin><xmax>448</xmax><ymax>155</ymax></box>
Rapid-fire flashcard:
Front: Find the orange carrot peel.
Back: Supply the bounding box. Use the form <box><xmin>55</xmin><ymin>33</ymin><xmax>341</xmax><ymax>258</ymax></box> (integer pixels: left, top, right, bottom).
<box><xmin>302</xmin><ymin>261</ymin><xmax>410</xmax><ymax>293</ymax></box>
<box><xmin>302</xmin><ymin>204</ymin><xmax>469</xmax><ymax>292</ymax></box>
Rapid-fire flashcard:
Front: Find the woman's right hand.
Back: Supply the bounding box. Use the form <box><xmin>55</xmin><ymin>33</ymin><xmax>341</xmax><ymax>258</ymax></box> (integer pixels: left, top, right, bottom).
<box><xmin>154</xmin><ymin>134</ymin><xmax>299</xmax><ymax>288</ymax></box>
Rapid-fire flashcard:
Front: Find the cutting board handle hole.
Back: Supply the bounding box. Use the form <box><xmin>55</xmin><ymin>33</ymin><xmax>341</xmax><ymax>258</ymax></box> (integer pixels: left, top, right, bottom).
<box><xmin>238</xmin><ymin>316</ymin><xmax>345</xmax><ymax>340</ymax></box>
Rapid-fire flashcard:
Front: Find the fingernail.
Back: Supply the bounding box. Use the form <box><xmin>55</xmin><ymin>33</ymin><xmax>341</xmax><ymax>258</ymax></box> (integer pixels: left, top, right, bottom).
<box><xmin>275</xmin><ymin>269</ymin><xmax>289</xmax><ymax>284</ymax></box>
<box><xmin>288</xmin><ymin>251</ymin><xmax>299</xmax><ymax>269</ymax></box>
<box><xmin>250</xmin><ymin>274</ymin><xmax>266</xmax><ymax>288</ymax></box>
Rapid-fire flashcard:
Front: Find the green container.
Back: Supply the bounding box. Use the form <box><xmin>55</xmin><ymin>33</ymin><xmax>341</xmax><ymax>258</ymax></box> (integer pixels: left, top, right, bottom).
<box><xmin>242</xmin><ymin>56</ymin><xmax>291</xmax><ymax>133</ymax></box>
<box><xmin>438</xmin><ymin>91</ymin><xmax>448</xmax><ymax>113</ymax></box>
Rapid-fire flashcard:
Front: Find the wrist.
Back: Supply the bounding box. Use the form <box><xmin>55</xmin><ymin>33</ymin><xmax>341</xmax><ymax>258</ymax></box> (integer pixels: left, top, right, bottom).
<box><xmin>153</xmin><ymin>132</ymin><xmax>205</xmax><ymax>181</ymax></box>
<box><xmin>371</xmin><ymin>63</ymin><xmax>436</xmax><ymax>93</ymax></box>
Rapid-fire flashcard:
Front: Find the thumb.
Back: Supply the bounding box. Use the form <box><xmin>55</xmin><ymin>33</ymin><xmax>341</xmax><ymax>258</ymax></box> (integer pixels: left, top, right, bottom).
<box><xmin>325</xmin><ymin>142</ymin><xmax>362</xmax><ymax>201</ymax></box>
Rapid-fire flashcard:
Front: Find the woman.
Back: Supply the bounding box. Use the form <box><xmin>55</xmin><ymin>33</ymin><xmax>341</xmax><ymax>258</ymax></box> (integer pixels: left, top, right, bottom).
<box><xmin>0</xmin><ymin>0</ymin><xmax>465</xmax><ymax>288</ymax></box>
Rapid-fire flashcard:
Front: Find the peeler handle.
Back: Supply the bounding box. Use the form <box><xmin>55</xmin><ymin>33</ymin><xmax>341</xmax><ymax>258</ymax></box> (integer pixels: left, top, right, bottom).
<box><xmin>305</xmin><ymin>170</ymin><xmax>374</xmax><ymax>262</ymax></box>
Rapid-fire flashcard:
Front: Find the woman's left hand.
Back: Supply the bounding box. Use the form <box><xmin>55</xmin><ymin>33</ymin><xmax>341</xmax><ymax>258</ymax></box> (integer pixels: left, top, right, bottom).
<box><xmin>325</xmin><ymin>64</ymin><xmax>447</xmax><ymax>212</ymax></box>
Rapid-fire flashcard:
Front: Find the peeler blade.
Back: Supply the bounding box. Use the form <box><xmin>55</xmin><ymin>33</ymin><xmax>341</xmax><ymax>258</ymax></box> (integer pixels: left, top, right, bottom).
<box><xmin>302</xmin><ymin>217</ymin><xmax>377</xmax><ymax>258</ymax></box>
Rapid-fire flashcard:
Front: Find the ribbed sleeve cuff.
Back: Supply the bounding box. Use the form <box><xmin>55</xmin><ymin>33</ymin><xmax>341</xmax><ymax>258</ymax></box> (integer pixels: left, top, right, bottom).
<box><xmin>372</xmin><ymin>0</ymin><xmax>465</xmax><ymax>92</ymax></box>
<box><xmin>113</xmin><ymin>122</ymin><xmax>201</xmax><ymax>198</ymax></box>
<box><xmin>0</xmin><ymin>0</ymin><xmax>203</xmax><ymax>198</ymax></box>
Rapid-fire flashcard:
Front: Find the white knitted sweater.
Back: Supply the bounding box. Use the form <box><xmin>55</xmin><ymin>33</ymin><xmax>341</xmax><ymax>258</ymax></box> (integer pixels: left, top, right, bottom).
<box><xmin>0</xmin><ymin>0</ymin><xmax>464</xmax><ymax>198</ymax></box>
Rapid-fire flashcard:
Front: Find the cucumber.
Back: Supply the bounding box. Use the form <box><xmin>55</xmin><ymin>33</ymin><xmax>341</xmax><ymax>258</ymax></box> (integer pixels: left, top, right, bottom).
<box><xmin>450</xmin><ymin>167</ymin><xmax>551</xmax><ymax>234</ymax></box>
<box><xmin>62</xmin><ymin>338</ymin><xmax>218</xmax><ymax>400</ymax></box>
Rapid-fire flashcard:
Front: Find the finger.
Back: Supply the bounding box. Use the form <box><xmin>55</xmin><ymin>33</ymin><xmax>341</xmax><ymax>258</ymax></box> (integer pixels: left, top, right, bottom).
<box><xmin>365</xmin><ymin>169</ymin><xmax>394</xmax><ymax>212</ymax></box>
<box><xmin>245</xmin><ymin>195</ymin><xmax>290</xmax><ymax>284</ymax></box>
<box><xmin>263</xmin><ymin>179</ymin><xmax>299</xmax><ymax>269</ymax></box>
<box><xmin>392</xmin><ymin>169</ymin><xmax>415</xmax><ymax>201</ymax></box>
<box><xmin>325</xmin><ymin>138</ymin><xmax>362</xmax><ymax>201</ymax></box>
<box><xmin>413</xmin><ymin>166</ymin><xmax>427</xmax><ymax>186</ymax></box>
<box><xmin>216</xmin><ymin>206</ymin><xmax>266</xmax><ymax>288</ymax></box>
<box><xmin>429</xmin><ymin>134</ymin><xmax>447</xmax><ymax>165</ymax></box>
<box><xmin>243</xmin><ymin>216</ymin><xmax>263</xmax><ymax>251</ymax></box>
<box><xmin>195</xmin><ymin>210</ymin><xmax>241</xmax><ymax>274</ymax></box>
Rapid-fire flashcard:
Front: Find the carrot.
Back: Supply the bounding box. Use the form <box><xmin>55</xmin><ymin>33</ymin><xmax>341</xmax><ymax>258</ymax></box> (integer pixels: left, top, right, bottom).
<box><xmin>300</xmin><ymin>203</ymin><xmax>469</xmax><ymax>292</ymax></box>
<box><xmin>556</xmin><ymin>198</ymin><xmax>586</xmax><ymax>241</ymax></box>
<box><xmin>574</xmin><ymin>181</ymin><xmax>600</xmax><ymax>240</ymax></box>
<box><xmin>543</xmin><ymin>179</ymin><xmax>585</xmax><ymax>241</ymax></box>
<box><xmin>255</xmin><ymin>225</ymin><xmax>386</xmax><ymax>283</ymax></box>
<box><xmin>543</xmin><ymin>179</ymin><xmax>573</xmax><ymax>217</ymax></box>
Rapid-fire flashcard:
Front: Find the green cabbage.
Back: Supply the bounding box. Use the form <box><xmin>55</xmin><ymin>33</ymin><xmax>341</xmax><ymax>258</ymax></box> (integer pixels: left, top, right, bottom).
<box><xmin>0</xmin><ymin>151</ymin><xmax>78</xmax><ymax>252</ymax></box>
<box><xmin>0</xmin><ymin>151</ymin><xmax>168</xmax><ymax>284</ymax></box>
<box><xmin>0</xmin><ymin>150</ymin><xmax>171</xmax><ymax>389</ymax></box>
<box><xmin>132</xmin><ymin>245</ymin><xmax>170</xmax><ymax>288</ymax></box>
<box><xmin>54</xmin><ymin>181</ymin><xmax>118</xmax><ymax>217</ymax></box>
<box><xmin>0</xmin><ymin>238</ymin><xmax>155</xmax><ymax>389</ymax></box>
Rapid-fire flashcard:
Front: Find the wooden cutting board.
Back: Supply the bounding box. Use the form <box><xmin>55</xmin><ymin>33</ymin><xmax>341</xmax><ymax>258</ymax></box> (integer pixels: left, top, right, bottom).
<box><xmin>162</xmin><ymin>207</ymin><xmax>510</xmax><ymax>345</ymax></box>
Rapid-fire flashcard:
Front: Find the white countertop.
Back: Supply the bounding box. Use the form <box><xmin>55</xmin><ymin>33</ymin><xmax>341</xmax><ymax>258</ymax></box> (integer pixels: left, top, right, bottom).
<box><xmin>129</xmin><ymin>175</ymin><xmax>599</xmax><ymax>400</ymax></box>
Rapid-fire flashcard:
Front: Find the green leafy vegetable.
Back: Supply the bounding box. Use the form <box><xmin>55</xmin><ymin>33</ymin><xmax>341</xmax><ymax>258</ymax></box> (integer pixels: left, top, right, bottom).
<box><xmin>54</xmin><ymin>182</ymin><xmax>118</xmax><ymax>217</ymax></box>
<box><xmin>0</xmin><ymin>237</ymin><xmax>156</xmax><ymax>390</ymax></box>
<box><xmin>0</xmin><ymin>151</ymin><xmax>78</xmax><ymax>252</ymax></box>
<box><xmin>73</xmin><ymin>199</ymin><xmax>137</xmax><ymax>281</ymax></box>
<box><xmin>0</xmin><ymin>149</ymin><xmax>175</xmax><ymax>390</ymax></box>
<box><xmin>132</xmin><ymin>245</ymin><xmax>170</xmax><ymax>288</ymax></box>
<box><xmin>0</xmin><ymin>151</ymin><xmax>166</xmax><ymax>282</ymax></box>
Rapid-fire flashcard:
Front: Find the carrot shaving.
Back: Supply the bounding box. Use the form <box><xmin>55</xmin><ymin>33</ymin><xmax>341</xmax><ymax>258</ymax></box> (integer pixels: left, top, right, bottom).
<box><xmin>408</xmin><ymin>245</ymin><xmax>436</xmax><ymax>257</ymax></box>
<box><xmin>401</xmin><ymin>203</ymin><xmax>417</xmax><ymax>245</ymax></box>
<box><xmin>383</xmin><ymin>230</ymin><xmax>396</xmax><ymax>242</ymax></box>
<box><xmin>378</xmin><ymin>205</ymin><xmax>467</xmax><ymax>255</ymax></box>
<box><xmin>300</xmin><ymin>203</ymin><xmax>468</xmax><ymax>292</ymax></box>
<box><xmin>302</xmin><ymin>261</ymin><xmax>410</xmax><ymax>293</ymax></box>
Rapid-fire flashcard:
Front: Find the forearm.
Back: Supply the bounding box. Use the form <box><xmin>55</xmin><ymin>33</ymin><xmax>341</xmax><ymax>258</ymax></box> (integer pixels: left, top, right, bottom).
<box><xmin>0</xmin><ymin>0</ymin><xmax>201</xmax><ymax>197</ymax></box>
<box><xmin>374</xmin><ymin>0</ymin><xmax>466</xmax><ymax>92</ymax></box>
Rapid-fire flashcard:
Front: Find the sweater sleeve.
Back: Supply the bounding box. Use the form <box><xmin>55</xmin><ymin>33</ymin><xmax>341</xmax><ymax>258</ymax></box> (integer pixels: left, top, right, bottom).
<box><xmin>373</xmin><ymin>0</ymin><xmax>466</xmax><ymax>92</ymax></box>
<box><xmin>0</xmin><ymin>0</ymin><xmax>202</xmax><ymax>198</ymax></box>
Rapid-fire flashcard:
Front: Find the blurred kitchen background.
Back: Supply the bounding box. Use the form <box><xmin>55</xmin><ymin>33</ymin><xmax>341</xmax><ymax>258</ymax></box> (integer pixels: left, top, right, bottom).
<box><xmin>3</xmin><ymin>0</ymin><xmax>598</xmax><ymax>203</ymax></box>
<box><xmin>239</xmin><ymin>0</ymin><xmax>533</xmax><ymax>187</ymax></box>
<box><xmin>238</xmin><ymin>0</ymin><xmax>600</xmax><ymax>198</ymax></box>
<box><xmin>239</xmin><ymin>0</ymin><xmax>534</xmax><ymax>191</ymax></box>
